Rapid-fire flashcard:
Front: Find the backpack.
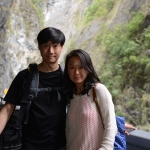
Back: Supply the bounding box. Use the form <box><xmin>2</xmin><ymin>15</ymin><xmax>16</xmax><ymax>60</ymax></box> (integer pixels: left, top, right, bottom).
<box><xmin>92</xmin><ymin>87</ymin><xmax>126</xmax><ymax>150</ymax></box>
<box><xmin>0</xmin><ymin>63</ymin><xmax>38</xmax><ymax>150</ymax></box>
<box><xmin>0</xmin><ymin>63</ymin><xmax>65</xmax><ymax>150</ymax></box>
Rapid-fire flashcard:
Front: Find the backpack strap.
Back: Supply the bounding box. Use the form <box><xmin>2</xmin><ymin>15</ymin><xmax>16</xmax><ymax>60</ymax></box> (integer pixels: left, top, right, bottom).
<box><xmin>21</xmin><ymin>63</ymin><xmax>38</xmax><ymax>104</ymax></box>
<box><xmin>30</xmin><ymin>64</ymin><xmax>65</xmax><ymax>102</ymax></box>
<box><xmin>14</xmin><ymin>64</ymin><xmax>64</xmax><ymax>128</ymax></box>
<box><xmin>2</xmin><ymin>64</ymin><xmax>39</xmax><ymax>143</ymax></box>
<box><xmin>23</xmin><ymin>63</ymin><xmax>38</xmax><ymax>124</ymax></box>
<box><xmin>14</xmin><ymin>63</ymin><xmax>38</xmax><ymax>127</ymax></box>
<box><xmin>33</xmin><ymin>87</ymin><xmax>64</xmax><ymax>102</ymax></box>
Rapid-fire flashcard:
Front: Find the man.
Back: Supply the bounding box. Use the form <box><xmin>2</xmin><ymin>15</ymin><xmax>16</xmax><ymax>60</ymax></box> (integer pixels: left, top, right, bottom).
<box><xmin>0</xmin><ymin>27</ymin><xmax>66</xmax><ymax>150</ymax></box>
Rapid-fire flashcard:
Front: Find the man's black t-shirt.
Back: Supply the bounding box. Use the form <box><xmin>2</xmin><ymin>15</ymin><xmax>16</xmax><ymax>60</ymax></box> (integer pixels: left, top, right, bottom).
<box><xmin>4</xmin><ymin>66</ymin><xmax>66</xmax><ymax>150</ymax></box>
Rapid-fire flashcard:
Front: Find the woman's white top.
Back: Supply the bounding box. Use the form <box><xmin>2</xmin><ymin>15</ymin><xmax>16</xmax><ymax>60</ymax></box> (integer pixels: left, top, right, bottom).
<box><xmin>66</xmin><ymin>83</ymin><xmax>117</xmax><ymax>150</ymax></box>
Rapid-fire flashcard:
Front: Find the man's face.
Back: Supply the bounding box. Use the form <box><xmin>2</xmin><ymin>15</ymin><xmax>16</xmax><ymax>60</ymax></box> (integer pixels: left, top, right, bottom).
<box><xmin>39</xmin><ymin>41</ymin><xmax>63</xmax><ymax>64</ymax></box>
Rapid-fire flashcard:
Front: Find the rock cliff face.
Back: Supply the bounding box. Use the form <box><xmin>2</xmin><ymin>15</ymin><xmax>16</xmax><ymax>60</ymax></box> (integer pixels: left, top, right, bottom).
<box><xmin>43</xmin><ymin>0</ymin><xmax>92</xmax><ymax>61</ymax></box>
<box><xmin>0</xmin><ymin>0</ymin><xmax>14</xmax><ymax>94</ymax></box>
<box><xmin>68</xmin><ymin>0</ymin><xmax>147</xmax><ymax>68</ymax></box>
<box><xmin>0</xmin><ymin>0</ymin><xmax>147</xmax><ymax>90</ymax></box>
<box><xmin>0</xmin><ymin>0</ymin><xmax>150</xmax><ymax>129</ymax></box>
<box><xmin>0</xmin><ymin>0</ymin><xmax>92</xmax><ymax>95</ymax></box>
<box><xmin>0</xmin><ymin>0</ymin><xmax>43</xmax><ymax>95</ymax></box>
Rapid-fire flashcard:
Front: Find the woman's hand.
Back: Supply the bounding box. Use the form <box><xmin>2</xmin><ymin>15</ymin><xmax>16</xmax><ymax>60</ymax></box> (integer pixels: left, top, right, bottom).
<box><xmin>124</xmin><ymin>123</ymin><xmax>137</xmax><ymax>135</ymax></box>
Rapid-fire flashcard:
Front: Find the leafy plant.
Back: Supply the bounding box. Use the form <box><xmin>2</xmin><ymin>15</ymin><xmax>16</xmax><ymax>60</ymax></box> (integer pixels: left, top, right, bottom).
<box><xmin>30</xmin><ymin>0</ymin><xmax>46</xmax><ymax>29</ymax></box>
<box><xmin>84</xmin><ymin>0</ymin><xmax>116</xmax><ymax>23</ymax></box>
<box><xmin>144</xmin><ymin>27</ymin><xmax>150</xmax><ymax>48</ymax></box>
<box><xmin>116</xmin><ymin>110</ymin><xmax>124</xmax><ymax>116</ymax></box>
<box><xmin>126</xmin><ymin>12</ymin><xmax>145</xmax><ymax>37</ymax></box>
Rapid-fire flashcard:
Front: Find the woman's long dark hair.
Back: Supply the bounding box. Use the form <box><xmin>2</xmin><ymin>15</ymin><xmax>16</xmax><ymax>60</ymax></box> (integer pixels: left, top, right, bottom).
<box><xmin>64</xmin><ymin>49</ymin><xmax>101</xmax><ymax>99</ymax></box>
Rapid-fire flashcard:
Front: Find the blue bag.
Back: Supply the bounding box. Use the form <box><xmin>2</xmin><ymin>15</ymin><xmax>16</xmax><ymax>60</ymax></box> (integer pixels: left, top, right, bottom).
<box><xmin>114</xmin><ymin>116</ymin><xmax>126</xmax><ymax>150</ymax></box>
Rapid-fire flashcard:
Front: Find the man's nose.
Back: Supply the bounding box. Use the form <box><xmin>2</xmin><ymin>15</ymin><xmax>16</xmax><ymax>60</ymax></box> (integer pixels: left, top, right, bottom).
<box><xmin>49</xmin><ymin>46</ymin><xmax>54</xmax><ymax>53</ymax></box>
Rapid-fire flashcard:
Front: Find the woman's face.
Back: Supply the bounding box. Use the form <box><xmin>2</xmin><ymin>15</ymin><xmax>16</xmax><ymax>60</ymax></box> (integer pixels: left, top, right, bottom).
<box><xmin>68</xmin><ymin>56</ymin><xmax>88</xmax><ymax>86</ymax></box>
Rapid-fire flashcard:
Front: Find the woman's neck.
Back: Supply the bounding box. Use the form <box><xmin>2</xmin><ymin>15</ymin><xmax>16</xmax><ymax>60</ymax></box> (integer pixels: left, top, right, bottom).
<box><xmin>75</xmin><ymin>84</ymin><xmax>84</xmax><ymax>95</ymax></box>
<box><xmin>38</xmin><ymin>62</ymin><xmax>59</xmax><ymax>73</ymax></box>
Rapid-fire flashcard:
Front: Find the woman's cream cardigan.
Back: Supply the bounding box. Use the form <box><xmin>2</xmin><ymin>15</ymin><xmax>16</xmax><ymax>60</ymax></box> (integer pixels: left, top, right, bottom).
<box><xmin>66</xmin><ymin>83</ymin><xmax>117</xmax><ymax>150</ymax></box>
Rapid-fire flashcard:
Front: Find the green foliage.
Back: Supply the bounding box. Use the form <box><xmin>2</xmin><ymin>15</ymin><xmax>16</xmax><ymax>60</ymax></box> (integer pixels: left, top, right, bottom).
<box><xmin>84</xmin><ymin>0</ymin><xmax>116</xmax><ymax>23</ymax></box>
<box><xmin>81</xmin><ymin>2</ymin><xmax>149</xmax><ymax>128</ymax></box>
<box><xmin>93</xmin><ymin>13</ymin><xmax>150</xmax><ymax>129</ymax></box>
<box><xmin>147</xmin><ymin>101</ymin><xmax>150</xmax><ymax>107</ymax></box>
<box><xmin>96</xmin><ymin>34</ymin><xmax>103</xmax><ymax>45</ymax></box>
<box><xmin>116</xmin><ymin>109</ymin><xmax>124</xmax><ymax>116</ymax></box>
<box><xmin>98</xmin><ymin>11</ymin><xmax>150</xmax><ymax>92</ymax></box>
<box><xmin>126</xmin><ymin>99</ymin><xmax>137</xmax><ymax>109</ymax></box>
<box><xmin>31</xmin><ymin>0</ymin><xmax>36</xmax><ymax>3</ymax></box>
<box><xmin>126</xmin><ymin>12</ymin><xmax>145</xmax><ymax>36</ymax></box>
<box><xmin>30</xmin><ymin>0</ymin><xmax>46</xmax><ymax>29</ymax></box>
<box><xmin>145</xmin><ymin>62</ymin><xmax>150</xmax><ymax>74</ymax></box>
<box><xmin>31</xmin><ymin>0</ymin><xmax>46</xmax><ymax>4</ymax></box>
<box><xmin>67</xmin><ymin>40</ymin><xmax>75</xmax><ymax>52</ymax></box>
<box><xmin>106</xmin><ymin>0</ymin><xmax>115</xmax><ymax>10</ymax></box>
<box><xmin>111</xmin><ymin>89</ymin><xmax>120</xmax><ymax>99</ymax></box>
<box><xmin>144</xmin><ymin>27</ymin><xmax>150</xmax><ymax>48</ymax></box>
<box><xmin>6</xmin><ymin>15</ymin><xmax>14</xmax><ymax>34</ymax></box>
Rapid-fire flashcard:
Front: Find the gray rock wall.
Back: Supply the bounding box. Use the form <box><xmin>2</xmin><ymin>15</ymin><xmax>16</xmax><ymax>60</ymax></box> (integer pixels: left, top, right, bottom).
<box><xmin>0</xmin><ymin>0</ymin><xmax>92</xmax><ymax>96</ymax></box>
<box><xmin>0</xmin><ymin>0</ymin><xmax>148</xmax><ymax>98</ymax></box>
<box><xmin>0</xmin><ymin>0</ymin><xmax>14</xmax><ymax>96</ymax></box>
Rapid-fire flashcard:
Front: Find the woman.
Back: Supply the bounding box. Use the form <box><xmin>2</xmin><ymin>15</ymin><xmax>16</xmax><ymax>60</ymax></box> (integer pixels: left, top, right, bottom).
<box><xmin>64</xmin><ymin>49</ymin><xmax>117</xmax><ymax>150</ymax></box>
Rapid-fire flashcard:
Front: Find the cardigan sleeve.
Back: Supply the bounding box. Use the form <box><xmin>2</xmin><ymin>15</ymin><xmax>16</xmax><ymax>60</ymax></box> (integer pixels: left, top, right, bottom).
<box><xmin>95</xmin><ymin>83</ymin><xmax>117</xmax><ymax>150</ymax></box>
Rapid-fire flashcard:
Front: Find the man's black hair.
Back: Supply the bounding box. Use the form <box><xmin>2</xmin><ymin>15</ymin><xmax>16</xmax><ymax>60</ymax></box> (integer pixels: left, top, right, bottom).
<box><xmin>37</xmin><ymin>27</ymin><xmax>65</xmax><ymax>46</ymax></box>
<box><xmin>64</xmin><ymin>49</ymin><xmax>101</xmax><ymax>99</ymax></box>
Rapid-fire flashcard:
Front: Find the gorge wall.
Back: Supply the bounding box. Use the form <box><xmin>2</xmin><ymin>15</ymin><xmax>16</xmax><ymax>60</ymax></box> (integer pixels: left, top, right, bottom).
<box><xmin>0</xmin><ymin>0</ymin><xmax>150</xmax><ymax>130</ymax></box>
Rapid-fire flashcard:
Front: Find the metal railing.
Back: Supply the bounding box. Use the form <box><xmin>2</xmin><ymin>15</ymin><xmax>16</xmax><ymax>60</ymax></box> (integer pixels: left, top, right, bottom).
<box><xmin>127</xmin><ymin>130</ymin><xmax>150</xmax><ymax>150</ymax></box>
